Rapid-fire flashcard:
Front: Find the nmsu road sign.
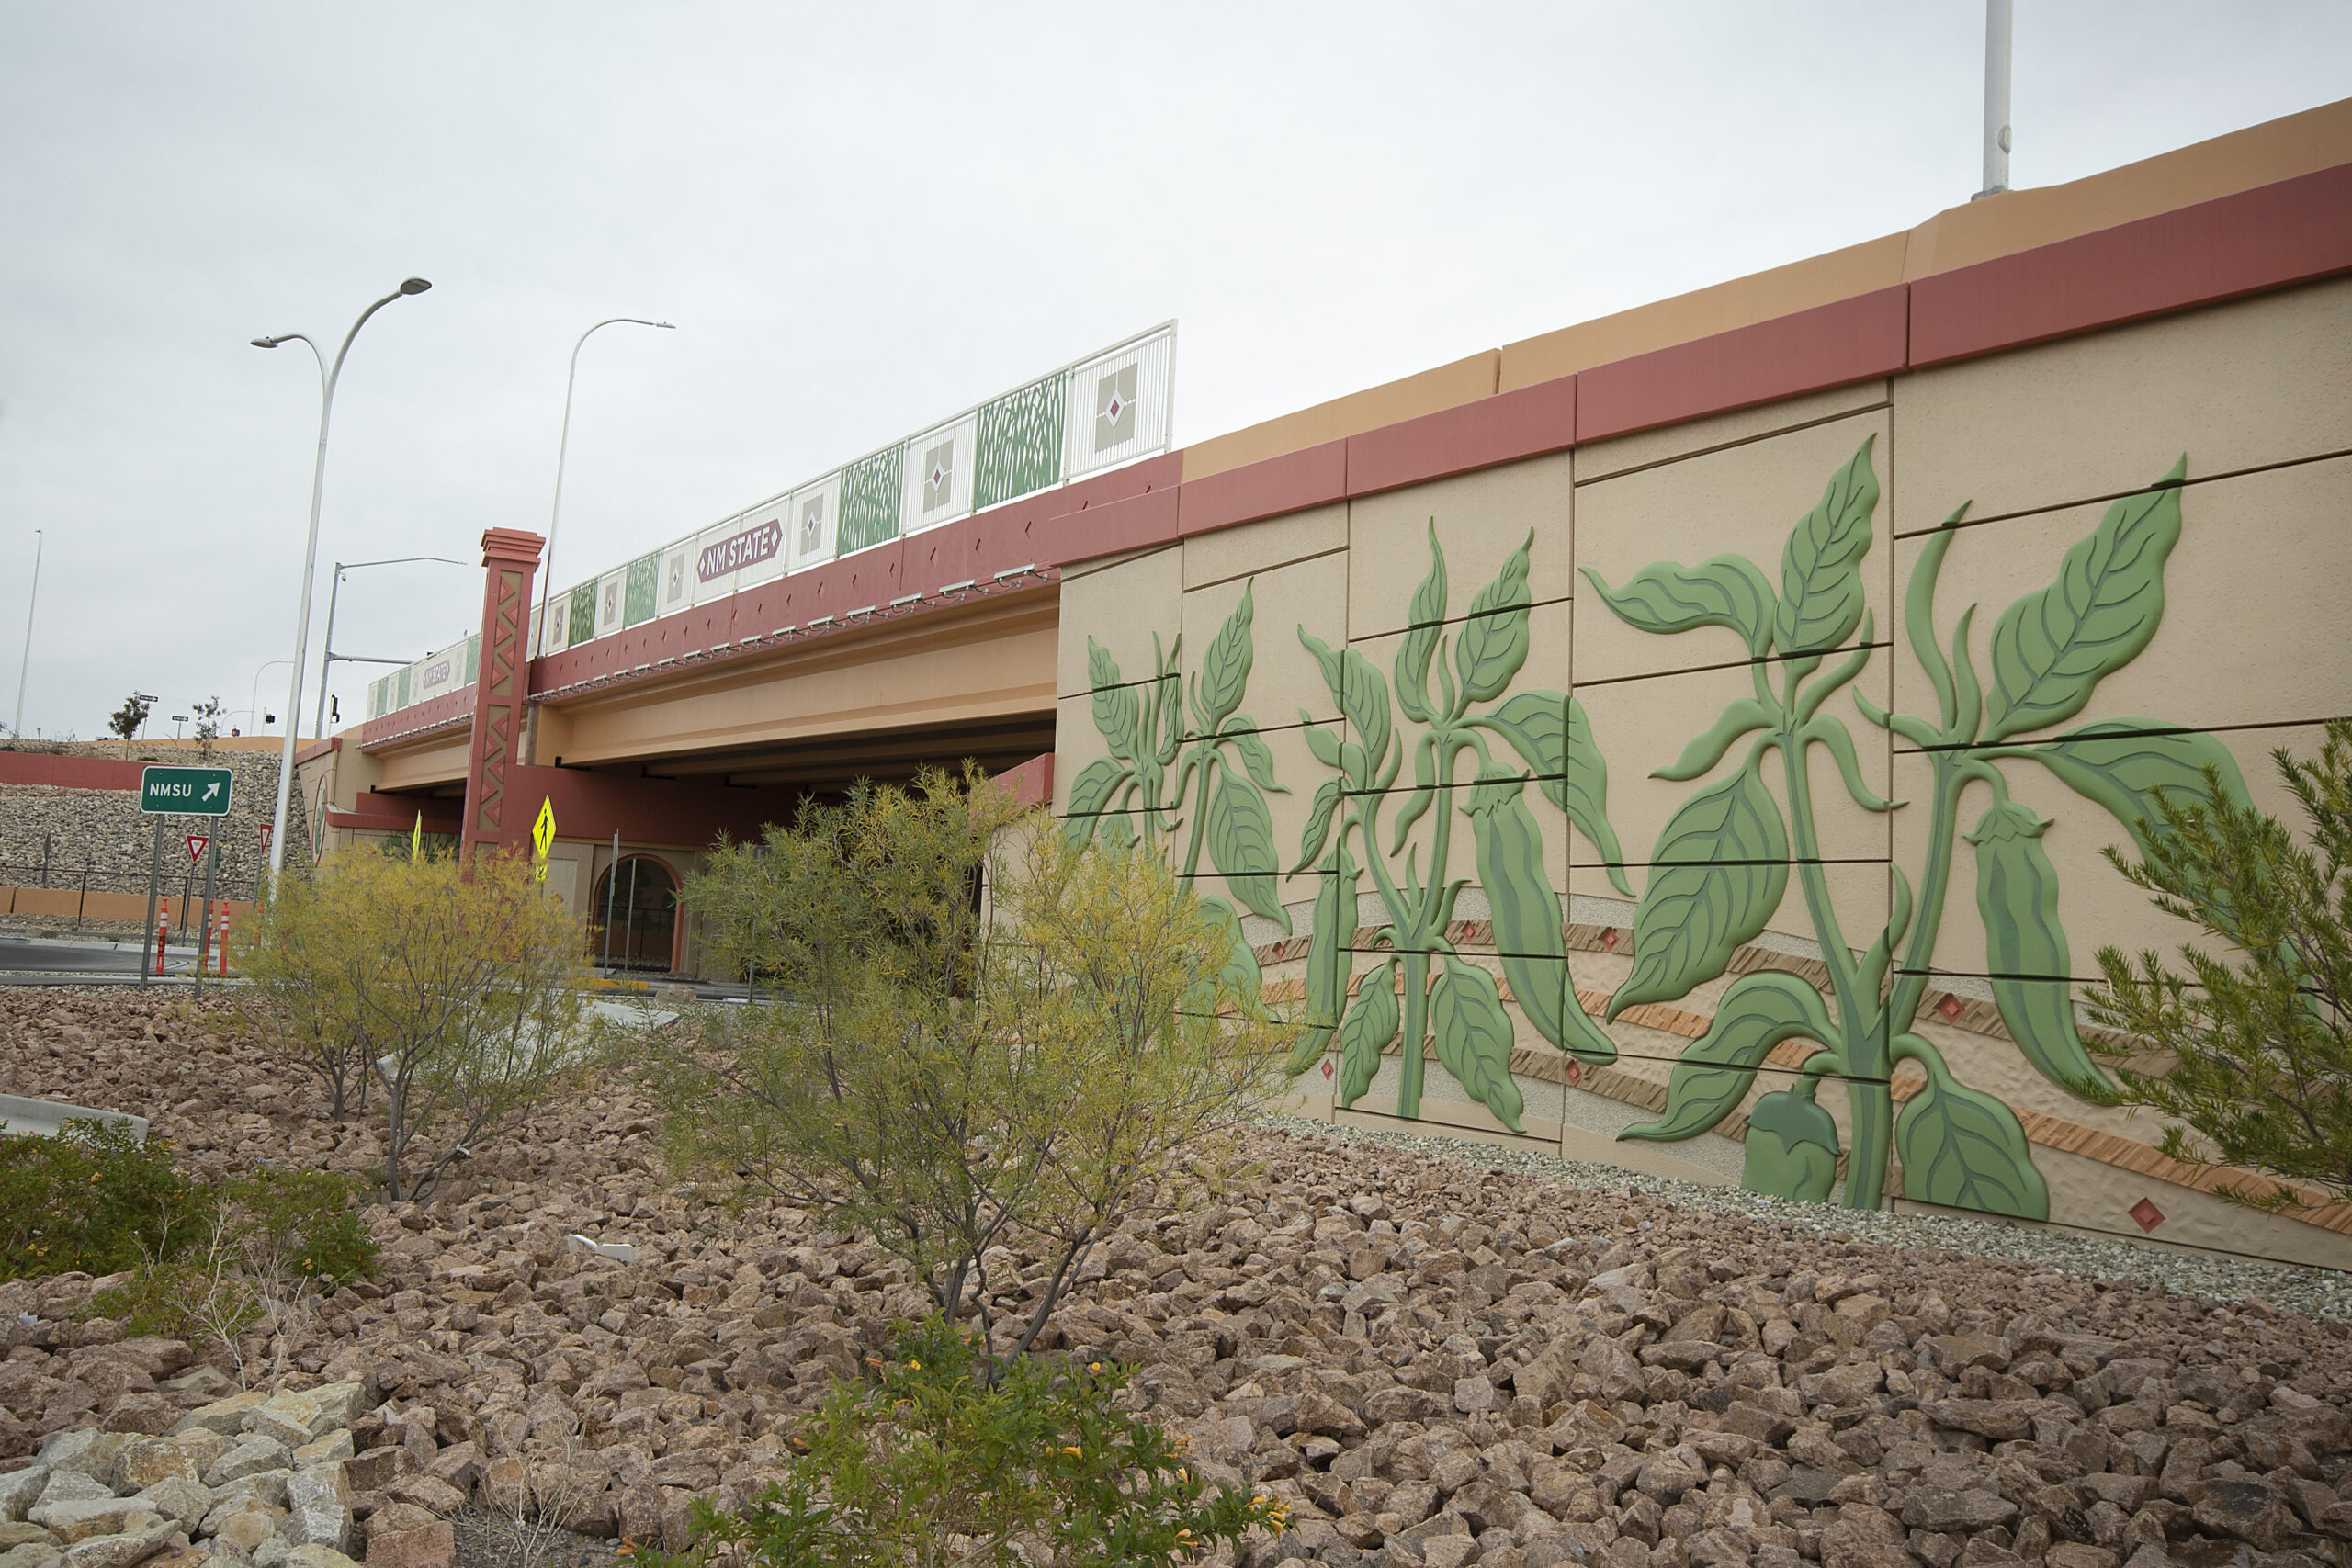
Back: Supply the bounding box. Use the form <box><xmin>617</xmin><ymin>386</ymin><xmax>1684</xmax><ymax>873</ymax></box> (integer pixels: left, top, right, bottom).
<box><xmin>141</xmin><ymin>765</ymin><xmax>234</xmax><ymax>817</ymax></box>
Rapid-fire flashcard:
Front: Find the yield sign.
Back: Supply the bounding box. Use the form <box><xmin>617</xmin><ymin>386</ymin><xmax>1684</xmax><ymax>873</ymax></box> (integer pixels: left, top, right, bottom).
<box><xmin>186</xmin><ymin>834</ymin><xmax>209</xmax><ymax>865</ymax></box>
<box><xmin>260</xmin><ymin>823</ymin><xmax>274</xmax><ymax>855</ymax></box>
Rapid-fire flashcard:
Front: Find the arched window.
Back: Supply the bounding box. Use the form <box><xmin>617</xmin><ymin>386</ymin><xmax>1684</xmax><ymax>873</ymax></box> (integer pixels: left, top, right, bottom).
<box><xmin>590</xmin><ymin>854</ymin><xmax>679</xmax><ymax>972</ymax></box>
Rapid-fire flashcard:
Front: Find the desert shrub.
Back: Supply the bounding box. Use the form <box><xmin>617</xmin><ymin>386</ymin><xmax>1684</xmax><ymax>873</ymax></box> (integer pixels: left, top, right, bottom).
<box><xmin>659</xmin><ymin>769</ymin><xmax>1281</xmax><ymax>1370</ymax></box>
<box><xmin>237</xmin><ymin>847</ymin><xmax>597</xmax><ymax>1201</ymax></box>
<box><xmin>2087</xmin><ymin>718</ymin><xmax>2352</xmax><ymax>1208</ymax></box>
<box><xmin>91</xmin><ymin>1166</ymin><xmax>376</xmax><ymax>1380</ymax></box>
<box><xmin>0</xmin><ymin>1119</ymin><xmax>202</xmax><ymax>1281</ymax></box>
<box><xmin>640</xmin><ymin>1317</ymin><xmax>1283</xmax><ymax>1568</ymax></box>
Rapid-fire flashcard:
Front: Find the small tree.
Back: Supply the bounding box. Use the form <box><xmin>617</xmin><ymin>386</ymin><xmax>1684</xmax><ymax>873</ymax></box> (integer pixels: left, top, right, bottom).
<box><xmin>108</xmin><ymin>694</ymin><xmax>153</xmax><ymax>756</ymax></box>
<box><xmin>191</xmin><ymin>696</ymin><xmax>223</xmax><ymax>756</ymax></box>
<box><xmin>236</xmin><ymin>847</ymin><xmax>595</xmax><ymax>1200</ymax></box>
<box><xmin>2087</xmin><ymin>719</ymin><xmax>2352</xmax><ymax>1210</ymax></box>
<box><xmin>658</xmin><ymin>767</ymin><xmax>1281</xmax><ymax>1371</ymax></box>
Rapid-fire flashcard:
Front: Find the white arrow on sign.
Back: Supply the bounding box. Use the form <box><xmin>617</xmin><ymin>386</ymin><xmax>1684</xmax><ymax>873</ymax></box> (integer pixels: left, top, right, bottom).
<box><xmin>187</xmin><ymin>835</ymin><xmax>209</xmax><ymax>864</ymax></box>
<box><xmin>201</xmin><ymin>782</ymin><xmax>220</xmax><ymax>803</ymax></box>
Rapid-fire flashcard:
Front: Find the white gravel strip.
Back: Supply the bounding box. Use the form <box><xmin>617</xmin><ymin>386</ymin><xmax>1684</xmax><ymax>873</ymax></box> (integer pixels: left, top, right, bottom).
<box><xmin>1251</xmin><ymin>1111</ymin><xmax>2352</xmax><ymax>1323</ymax></box>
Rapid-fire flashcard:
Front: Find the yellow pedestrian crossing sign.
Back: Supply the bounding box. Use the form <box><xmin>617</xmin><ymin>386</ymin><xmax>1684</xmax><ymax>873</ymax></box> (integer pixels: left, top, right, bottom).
<box><xmin>532</xmin><ymin>797</ymin><xmax>556</xmax><ymax>880</ymax></box>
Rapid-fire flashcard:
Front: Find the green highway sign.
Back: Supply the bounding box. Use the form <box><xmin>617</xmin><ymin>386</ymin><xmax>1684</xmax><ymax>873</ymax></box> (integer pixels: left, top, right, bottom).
<box><xmin>140</xmin><ymin>765</ymin><xmax>234</xmax><ymax>817</ymax></box>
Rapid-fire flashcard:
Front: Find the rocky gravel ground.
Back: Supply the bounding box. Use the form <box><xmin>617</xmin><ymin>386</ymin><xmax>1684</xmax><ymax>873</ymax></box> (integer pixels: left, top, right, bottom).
<box><xmin>2</xmin><ymin>990</ymin><xmax>2350</xmax><ymax>1568</ymax></box>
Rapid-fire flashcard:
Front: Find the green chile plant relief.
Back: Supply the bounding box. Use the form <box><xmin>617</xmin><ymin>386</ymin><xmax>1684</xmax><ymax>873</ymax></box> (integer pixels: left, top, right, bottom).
<box><xmin>1061</xmin><ymin>584</ymin><xmax>1292</xmax><ymax>1001</ymax></box>
<box><xmin>1287</xmin><ymin>526</ymin><xmax>1631</xmax><ymax>1132</ymax></box>
<box><xmin>1587</xmin><ymin>437</ymin><xmax>2247</xmax><ymax>1215</ymax></box>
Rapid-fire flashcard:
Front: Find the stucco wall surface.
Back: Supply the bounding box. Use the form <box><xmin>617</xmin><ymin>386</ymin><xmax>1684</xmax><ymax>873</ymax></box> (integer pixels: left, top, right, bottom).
<box><xmin>1051</xmin><ymin>276</ymin><xmax>2352</xmax><ymax>1269</ymax></box>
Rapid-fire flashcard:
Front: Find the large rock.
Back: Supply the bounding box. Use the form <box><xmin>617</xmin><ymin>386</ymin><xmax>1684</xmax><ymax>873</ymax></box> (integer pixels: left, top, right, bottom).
<box><xmin>124</xmin><ymin>1479</ymin><xmax>207</xmax><ymax>1537</ymax></box>
<box><xmin>32</xmin><ymin>1438</ymin><xmax>128</xmax><ymax>1493</ymax></box>
<box><xmin>205</xmin><ymin>1507</ymin><xmax>284</xmax><ymax>1555</ymax></box>
<box><xmin>0</xmin><ymin>1471</ymin><xmax>49</xmax><ymax>1525</ymax></box>
<box><xmin>25</xmin><ymin>1503</ymin><xmax>147</xmax><ymax>1548</ymax></box>
<box><xmin>246</xmin><ymin>1388</ymin><xmax>366</xmax><ymax>1450</ymax></box>
<box><xmin>166</xmin><ymin>1394</ymin><xmax>267</xmax><ymax>1441</ymax></box>
<box><xmin>108</xmin><ymin>1446</ymin><xmax>193</xmax><ymax>1499</ymax></box>
<box><xmin>285</xmin><ymin>1547</ymin><xmax>362</xmax><ymax>1568</ymax></box>
<box><xmin>362</xmin><ymin>1522</ymin><xmax>452</xmax><ymax>1568</ymax></box>
<box><xmin>204</xmin><ymin>1437</ymin><xmax>292</xmax><ymax>1489</ymax></box>
<box><xmin>1901</xmin><ymin>1489</ymin><xmax>2018</xmax><ymax>1533</ymax></box>
<box><xmin>2190</xmin><ymin>1482</ymin><xmax>2302</xmax><ymax>1553</ymax></box>
<box><xmin>283</xmin><ymin>1466</ymin><xmax>352</xmax><ymax>1554</ymax></box>
<box><xmin>56</xmin><ymin>1517</ymin><xmax>172</xmax><ymax>1568</ymax></box>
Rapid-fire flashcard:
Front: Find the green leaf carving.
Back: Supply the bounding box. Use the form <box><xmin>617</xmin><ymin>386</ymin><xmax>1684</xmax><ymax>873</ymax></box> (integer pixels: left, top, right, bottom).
<box><xmin>1197</xmin><ymin>582</ymin><xmax>1256</xmax><ymax>729</ymax></box>
<box><xmin>1618</xmin><ymin>971</ymin><xmax>1833</xmax><ymax>1142</ymax></box>
<box><xmin>1983</xmin><ymin>460</ymin><xmax>2185</xmax><ymax>742</ymax></box>
<box><xmin>1653</xmin><ymin>697</ymin><xmax>1779</xmax><ymax>782</ymax></box>
<box><xmin>1743</xmin><ymin>1089</ymin><xmax>1841</xmax><ymax>1201</ymax></box>
<box><xmin>1895</xmin><ymin>1038</ymin><xmax>2051</xmax><ymax>1219</ymax></box>
<box><xmin>1396</xmin><ymin>524</ymin><xmax>1447</xmax><ymax>724</ymax></box>
<box><xmin>1086</xmin><ymin>637</ymin><xmax>1142</xmax><ymax>762</ymax></box>
<box><xmin>1204</xmin><ymin>767</ymin><xmax>1288</xmax><ymax>931</ymax></box>
<box><xmin>1565</xmin><ymin>696</ymin><xmax>1632</xmax><ymax>895</ymax></box>
<box><xmin>1224</xmin><ymin>722</ymin><xmax>1285</xmax><ymax>794</ymax></box>
<box><xmin>1337</xmin><ymin>960</ymin><xmax>1399</xmax><ymax>1106</ymax></box>
<box><xmin>1608</xmin><ymin>761</ymin><xmax>1790</xmax><ymax>1017</ymax></box>
<box><xmin>1286</xmin><ymin>840</ymin><xmax>1361</xmax><ymax>1073</ymax></box>
<box><xmin>1059</xmin><ymin>758</ymin><xmax>1127</xmax><ymax>848</ymax></box>
<box><xmin>2027</xmin><ymin>719</ymin><xmax>2251</xmax><ymax>863</ymax></box>
<box><xmin>1299</xmin><ymin>630</ymin><xmax>1392</xmax><ymax>770</ymax></box>
<box><xmin>1482</xmin><ymin>691</ymin><xmax>1565</xmax><ymax>779</ymax></box>
<box><xmin>1964</xmin><ymin>800</ymin><xmax>2110</xmax><ymax>1097</ymax></box>
<box><xmin>1191</xmin><ymin>894</ymin><xmax>1265</xmax><ymax>1022</ymax></box>
<box><xmin>1463</xmin><ymin>770</ymin><xmax>1614</xmax><ymax>1065</ymax></box>
<box><xmin>1455</xmin><ymin>531</ymin><xmax>1533</xmax><ymax>704</ymax></box>
<box><xmin>1294</xmin><ymin>776</ymin><xmax>1343</xmax><ymax>874</ymax></box>
<box><xmin>1301</xmin><ymin>719</ymin><xmax>1343</xmax><ymax>772</ymax></box>
<box><xmin>1772</xmin><ymin>435</ymin><xmax>1879</xmax><ymax>657</ymax></box>
<box><xmin>1429</xmin><ymin>957</ymin><xmax>1525</xmax><ymax>1134</ymax></box>
<box><xmin>1583</xmin><ymin>556</ymin><xmax>1776</xmax><ymax>656</ymax></box>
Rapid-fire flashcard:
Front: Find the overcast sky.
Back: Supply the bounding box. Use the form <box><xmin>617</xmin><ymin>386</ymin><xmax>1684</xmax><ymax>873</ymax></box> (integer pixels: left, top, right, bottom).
<box><xmin>2</xmin><ymin>3</ymin><xmax>2345</xmax><ymax>742</ymax></box>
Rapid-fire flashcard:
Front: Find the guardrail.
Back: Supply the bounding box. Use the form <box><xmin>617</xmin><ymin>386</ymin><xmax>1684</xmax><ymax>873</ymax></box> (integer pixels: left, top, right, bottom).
<box><xmin>367</xmin><ymin>322</ymin><xmax>1174</xmax><ymax>721</ymax></box>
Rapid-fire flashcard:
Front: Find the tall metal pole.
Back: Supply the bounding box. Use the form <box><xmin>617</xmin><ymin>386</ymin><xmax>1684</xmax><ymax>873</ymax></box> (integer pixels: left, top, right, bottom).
<box><xmin>311</xmin><ymin>554</ymin><xmax>468</xmax><ymax>739</ymax></box>
<box><xmin>536</xmin><ymin>318</ymin><xmax>674</xmax><ymax>659</ymax></box>
<box><xmin>11</xmin><ymin>529</ymin><xmax>40</xmax><ymax>739</ymax></box>
<box><xmin>313</xmin><ymin>566</ymin><xmax>345</xmax><ymax>740</ymax></box>
<box><xmin>254</xmin><ymin>279</ymin><xmax>431</xmax><ymax>886</ymax></box>
<box><xmin>1975</xmin><ymin>0</ymin><xmax>2013</xmax><ymax>200</ymax></box>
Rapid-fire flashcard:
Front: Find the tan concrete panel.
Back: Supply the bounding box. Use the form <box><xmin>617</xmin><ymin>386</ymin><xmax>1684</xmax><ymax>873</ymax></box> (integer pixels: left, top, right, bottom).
<box><xmin>1891</xmin><ymin>457</ymin><xmax>2352</xmax><ymax>738</ymax></box>
<box><xmin>1055</xmin><ymin>543</ymin><xmax>1180</xmax><ymax>702</ymax></box>
<box><xmin>1573</xmin><ymin>659</ymin><xmax>1894</xmax><ymax>871</ymax></box>
<box><xmin>1572</xmin><ymin>411</ymin><xmax>1893</xmax><ymax>684</ymax></box>
<box><xmin>1574</xmin><ymin>381</ymin><xmax>1891</xmax><ymax>485</ymax></box>
<box><xmin>1346</xmin><ymin>451</ymin><xmax>1574</xmax><ymax>642</ymax></box>
<box><xmin>1902</xmin><ymin>97</ymin><xmax>2352</xmax><ymax>279</ymax></box>
<box><xmin>1891</xmin><ymin>276</ymin><xmax>2352</xmax><ymax>533</ymax></box>
<box><xmin>1182</xmin><ymin>352</ymin><xmax>1498</xmax><ymax>483</ymax></box>
<box><xmin>1182</xmin><ymin>502</ymin><xmax>1346</xmax><ymax>592</ymax></box>
<box><xmin>1502</xmin><ymin>234</ymin><xmax>1909</xmax><ymax>390</ymax></box>
<box><xmin>1183</xmin><ymin>551</ymin><xmax>1350</xmax><ymax>732</ymax></box>
<box><xmin>374</xmin><ymin>737</ymin><xmax>471</xmax><ymax>793</ymax></box>
<box><xmin>1891</xmin><ymin>721</ymin><xmax>2331</xmax><ymax>983</ymax></box>
<box><xmin>564</xmin><ymin>606</ymin><xmax>1057</xmax><ymax>765</ymax></box>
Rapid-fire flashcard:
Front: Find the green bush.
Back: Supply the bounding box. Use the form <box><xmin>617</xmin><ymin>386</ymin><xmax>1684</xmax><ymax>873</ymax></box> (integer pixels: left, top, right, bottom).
<box><xmin>640</xmin><ymin>1318</ymin><xmax>1284</xmax><ymax>1568</ymax></box>
<box><xmin>225</xmin><ymin>1168</ymin><xmax>378</xmax><ymax>1290</ymax></box>
<box><xmin>0</xmin><ymin>1119</ymin><xmax>204</xmax><ymax>1281</ymax></box>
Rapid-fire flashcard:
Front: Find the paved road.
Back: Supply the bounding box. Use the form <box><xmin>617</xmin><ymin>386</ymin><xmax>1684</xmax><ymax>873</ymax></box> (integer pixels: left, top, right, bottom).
<box><xmin>0</xmin><ymin>937</ymin><xmax>200</xmax><ymax>983</ymax></box>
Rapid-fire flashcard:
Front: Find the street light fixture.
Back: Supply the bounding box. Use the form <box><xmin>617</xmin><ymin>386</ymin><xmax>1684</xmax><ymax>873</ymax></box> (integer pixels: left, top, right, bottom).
<box><xmin>250</xmin><ymin>277</ymin><xmax>431</xmax><ymax>883</ymax></box>
<box><xmin>312</xmin><ymin>554</ymin><xmax>469</xmax><ymax>738</ymax></box>
<box><xmin>537</xmin><ymin>317</ymin><xmax>674</xmax><ymax>657</ymax></box>
<box><xmin>248</xmin><ymin>660</ymin><xmax>290</xmax><ymax>736</ymax></box>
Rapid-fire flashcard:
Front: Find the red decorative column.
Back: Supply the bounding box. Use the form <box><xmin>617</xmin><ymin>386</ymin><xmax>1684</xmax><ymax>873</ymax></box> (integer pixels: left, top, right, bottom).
<box><xmin>459</xmin><ymin>528</ymin><xmax>544</xmax><ymax>863</ymax></box>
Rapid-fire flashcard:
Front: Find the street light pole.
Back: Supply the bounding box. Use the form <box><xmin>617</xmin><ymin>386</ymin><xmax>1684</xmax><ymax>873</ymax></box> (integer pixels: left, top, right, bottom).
<box><xmin>312</xmin><ymin>554</ymin><xmax>468</xmax><ymax>739</ymax></box>
<box><xmin>246</xmin><ymin>659</ymin><xmax>291</xmax><ymax>737</ymax></box>
<box><xmin>537</xmin><ymin>317</ymin><xmax>673</xmax><ymax>658</ymax></box>
<box><xmin>251</xmin><ymin>277</ymin><xmax>431</xmax><ymax>884</ymax></box>
<box><xmin>11</xmin><ymin>528</ymin><xmax>39</xmax><ymax>739</ymax></box>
